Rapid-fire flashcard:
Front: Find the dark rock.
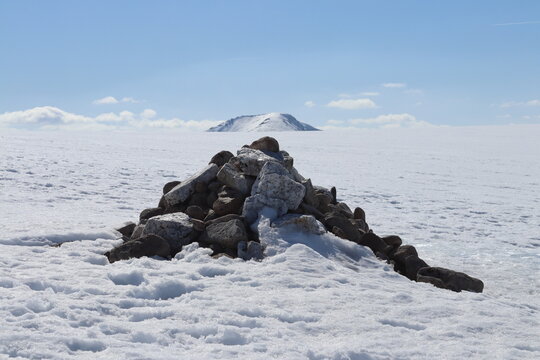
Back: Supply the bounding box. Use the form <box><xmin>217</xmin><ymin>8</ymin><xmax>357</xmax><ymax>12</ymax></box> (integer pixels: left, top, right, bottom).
<box><xmin>115</xmin><ymin>222</ymin><xmax>136</xmax><ymax>238</ymax></box>
<box><xmin>207</xmin><ymin>180</ymin><xmax>223</xmax><ymax>193</ymax></box>
<box><xmin>249</xmin><ymin>136</ymin><xmax>280</xmax><ymax>153</ymax></box>
<box><xmin>158</xmin><ymin>195</ymin><xmax>167</xmax><ymax>208</ymax></box>
<box><xmin>200</xmin><ymin>219</ymin><xmax>248</xmax><ymax>249</ymax></box>
<box><xmin>205</xmin><ymin>214</ymin><xmax>244</xmax><ymax>227</ymax></box>
<box><xmin>358</xmin><ymin>232</ymin><xmax>393</xmax><ymax>256</ymax></box>
<box><xmin>131</xmin><ymin>224</ymin><xmax>145</xmax><ymax>240</ymax></box>
<box><xmin>139</xmin><ymin>207</ymin><xmax>164</xmax><ymax>222</ymax></box>
<box><xmin>163</xmin><ymin>181</ymin><xmax>181</xmax><ymax>195</ymax></box>
<box><xmin>209</xmin><ymin>150</ymin><xmax>234</xmax><ymax>167</ymax></box>
<box><xmin>382</xmin><ymin>235</ymin><xmax>402</xmax><ymax>249</ymax></box>
<box><xmin>163</xmin><ymin>204</ymin><xmax>187</xmax><ymax>215</ymax></box>
<box><xmin>353</xmin><ymin>207</ymin><xmax>366</xmax><ymax>221</ymax></box>
<box><xmin>336</xmin><ymin>202</ymin><xmax>353</xmax><ymax>218</ymax></box>
<box><xmin>237</xmin><ymin>241</ymin><xmax>264</xmax><ymax>260</ymax></box>
<box><xmin>299</xmin><ymin>202</ymin><xmax>324</xmax><ymax>221</ymax></box>
<box><xmin>391</xmin><ymin>245</ymin><xmax>418</xmax><ymax>274</ymax></box>
<box><xmin>204</xmin><ymin>210</ymin><xmax>218</xmax><ymax>222</ymax></box>
<box><xmin>191</xmin><ymin>218</ymin><xmax>205</xmax><ymax>232</ymax></box>
<box><xmin>353</xmin><ymin>218</ymin><xmax>369</xmax><ymax>233</ymax></box>
<box><xmin>189</xmin><ymin>192</ymin><xmax>209</xmax><ymax>208</ymax></box>
<box><xmin>417</xmin><ymin>267</ymin><xmax>484</xmax><ymax>293</ymax></box>
<box><xmin>185</xmin><ymin>205</ymin><xmax>205</xmax><ymax>220</ymax></box>
<box><xmin>331</xmin><ymin>226</ymin><xmax>348</xmax><ymax>239</ymax></box>
<box><xmin>106</xmin><ymin>234</ymin><xmax>170</xmax><ymax>263</ymax></box>
<box><xmin>330</xmin><ymin>186</ymin><xmax>337</xmax><ymax>204</ymax></box>
<box><xmin>323</xmin><ymin>214</ymin><xmax>362</xmax><ymax>242</ymax></box>
<box><xmin>302</xmin><ymin>179</ymin><xmax>318</xmax><ymax>207</ymax></box>
<box><xmin>194</xmin><ymin>181</ymin><xmax>207</xmax><ymax>193</ymax></box>
<box><xmin>404</xmin><ymin>256</ymin><xmax>429</xmax><ymax>281</ymax></box>
<box><xmin>213</xmin><ymin>196</ymin><xmax>244</xmax><ymax>216</ymax></box>
<box><xmin>206</xmin><ymin>192</ymin><xmax>218</xmax><ymax>208</ymax></box>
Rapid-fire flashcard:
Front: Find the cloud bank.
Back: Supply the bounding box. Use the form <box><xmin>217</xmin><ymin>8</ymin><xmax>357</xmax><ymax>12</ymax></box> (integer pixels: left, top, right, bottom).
<box><xmin>326</xmin><ymin>98</ymin><xmax>377</xmax><ymax>110</ymax></box>
<box><xmin>0</xmin><ymin>106</ymin><xmax>220</xmax><ymax>131</ymax></box>
<box><xmin>321</xmin><ymin>113</ymin><xmax>432</xmax><ymax>130</ymax></box>
<box><xmin>93</xmin><ymin>96</ymin><xmax>139</xmax><ymax>105</ymax></box>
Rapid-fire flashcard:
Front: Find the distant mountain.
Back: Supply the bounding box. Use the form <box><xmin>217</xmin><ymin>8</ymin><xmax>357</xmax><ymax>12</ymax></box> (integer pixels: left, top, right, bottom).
<box><xmin>207</xmin><ymin>113</ymin><xmax>320</xmax><ymax>132</ymax></box>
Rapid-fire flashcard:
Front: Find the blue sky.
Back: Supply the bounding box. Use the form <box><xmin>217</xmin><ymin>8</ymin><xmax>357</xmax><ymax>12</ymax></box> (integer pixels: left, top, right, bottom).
<box><xmin>0</xmin><ymin>0</ymin><xmax>539</xmax><ymax>130</ymax></box>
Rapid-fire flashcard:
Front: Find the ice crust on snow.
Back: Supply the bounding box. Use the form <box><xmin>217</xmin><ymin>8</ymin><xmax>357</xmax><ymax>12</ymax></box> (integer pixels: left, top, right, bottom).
<box><xmin>0</xmin><ymin>127</ymin><xmax>539</xmax><ymax>359</ymax></box>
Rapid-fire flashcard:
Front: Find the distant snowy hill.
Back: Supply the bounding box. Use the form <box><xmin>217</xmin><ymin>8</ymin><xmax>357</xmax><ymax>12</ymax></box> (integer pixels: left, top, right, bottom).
<box><xmin>207</xmin><ymin>112</ymin><xmax>319</xmax><ymax>132</ymax></box>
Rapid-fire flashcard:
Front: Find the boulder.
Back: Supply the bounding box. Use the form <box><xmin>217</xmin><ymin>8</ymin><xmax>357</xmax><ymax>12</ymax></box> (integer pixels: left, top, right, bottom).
<box><xmin>106</xmin><ymin>234</ymin><xmax>170</xmax><ymax>263</ymax></box>
<box><xmin>206</xmin><ymin>192</ymin><xmax>218</xmax><ymax>208</ymax></box>
<box><xmin>357</xmin><ymin>232</ymin><xmax>393</xmax><ymax>256</ymax></box>
<box><xmin>163</xmin><ymin>181</ymin><xmax>181</xmax><ymax>195</ymax></box>
<box><xmin>131</xmin><ymin>224</ymin><xmax>145</xmax><ymax>240</ymax></box>
<box><xmin>282</xmin><ymin>155</ymin><xmax>294</xmax><ymax>170</ymax></box>
<box><xmin>242</xmin><ymin>194</ymin><xmax>289</xmax><ymax>224</ymax></box>
<box><xmin>194</xmin><ymin>181</ymin><xmax>207</xmax><ymax>193</ymax></box>
<box><xmin>200</xmin><ymin>219</ymin><xmax>248</xmax><ymax>249</ymax></box>
<box><xmin>205</xmin><ymin>214</ymin><xmax>244</xmax><ymax>227</ymax></box>
<box><xmin>353</xmin><ymin>207</ymin><xmax>366</xmax><ymax>221</ymax></box>
<box><xmin>237</xmin><ymin>241</ymin><xmax>264</xmax><ymax>261</ymax></box>
<box><xmin>323</xmin><ymin>214</ymin><xmax>363</xmax><ymax>242</ymax></box>
<box><xmin>298</xmin><ymin>202</ymin><xmax>324</xmax><ymax>220</ymax></box>
<box><xmin>251</xmin><ymin>162</ymin><xmax>305</xmax><ymax>210</ymax></box>
<box><xmin>302</xmin><ymin>179</ymin><xmax>318</xmax><ymax>207</ymax></box>
<box><xmin>230</xmin><ymin>148</ymin><xmax>281</xmax><ymax>176</ymax></box>
<box><xmin>404</xmin><ymin>256</ymin><xmax>429</xmax><ymax>281</ymax></box>
<box><xmin>139</xmin><ymin>207</ymin><xmax>164</xmax><ymax>222</ymax></box>
<box><xmin>417</xmin><ymin>267</ymin><xmax>484</xmax><ymax>293</ymax></box>
<box><xmin>164</xmin><ymin>164</ymin><xmax>219</xmax><ymax>207</ymax></box>
<box><xmin>189</xmin><ymin>192</ymin><xmax>209</xmax><ymax>208</ymax></box>
<box><xmin>209</xmin><ymin>150</ymin><xmax>234</xmax><ymax>167</ymax></box>
<box><xmin>191</xmin><ymin>218</ymin><xmax>205</xmax><ymax>232</ymax></box>
<box><xmin>217</xmin><ymin>163</ymin><xmax>254</xmax><ymax>195</ymax></box>
<box><xmin>185</xmin><ymin>205</ymin><xmax>205</xmax><ymax>220</ymax></box>
<box><xmin>273</xmin><ymin>214</ymin><xmax>326</xmax><ymax>235</ymax></box>
<box><xmin>142</xmin><ymin>212</ymin><xmax>195</xmax><ymax>254</ymax></box>
<box><xmin>382</xmin><ymin>235</ymin><xmax>402</xmax><ymax>248</ymax></box>
<box><xmin>290</xmin><ymin>167</ymin><xmax>306</xmax><ymax>183</ymax></box>
<box><xmin>213</xmin><ymin>196</ymin><xmax>244</xmax><ymax>216</ymax></box>
<box><xmin>330</xmin><ymin>186</ymin><xmax>337</xmax><ymax>204</ymax></box>
<box><xmin>331</xmin><ymin>226</ymin><xmax>348</xmax><ymax>239</ymax></box>
<box><xmin>115</xmin><ymin>222</ymin><xmax>136</xmax><ymax>238</ymax></box>
<box><xmin>249</xmin><ymin>136</ymin><xmax>280</xmax><ymax>153</ymax></box>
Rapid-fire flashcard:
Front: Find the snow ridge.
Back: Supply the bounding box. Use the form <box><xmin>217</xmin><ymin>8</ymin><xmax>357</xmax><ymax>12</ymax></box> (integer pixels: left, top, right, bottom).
<box><xmin>207</xmin><ymin>113</ymin><xmax>319</xmax><ymax>132</ymax></box>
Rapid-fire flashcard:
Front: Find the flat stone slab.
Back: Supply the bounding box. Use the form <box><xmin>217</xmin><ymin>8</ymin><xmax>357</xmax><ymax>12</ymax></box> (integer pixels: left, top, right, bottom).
<box><xmin>164</xmin><ymin>164</ymin><xmax>218</xmax><ymax>206</ymax></box>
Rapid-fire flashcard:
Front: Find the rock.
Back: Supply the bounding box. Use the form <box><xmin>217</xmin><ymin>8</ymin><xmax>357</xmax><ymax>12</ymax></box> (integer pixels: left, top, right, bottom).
<box><xmin>204</xmin><ymin>210</ymin><xmax>218</xmax><ymax>222</ymax></box>
<box><xmin>115</xmin><ymin>222</ymin><xmax>136</xmax><ymax>238</ymax></box>
<box><xmin>404</xmin><ymin>256</ymin><xmax>429</xmax><ymax>280</ymax></box>
<box><xmin>163</xmin><ymin>204</ymin><xmax>187</xmax><ymax>215</ymax></box>
<box><xmin>382</xmin><ymin>235</ymin><xmax>402</xmax><ymax>248</ymax></box>
<box><xmin>298</xmin><ymin>202</ymin><xmax>324</xmax><ymax>221</ymax></box>
<box><xmin>142</xmin><ymin>212</ymin><xmax>195</xmax><ymax>254</ymax></box>
<box><xmin>391</xmin><ymin>245</ymin><xmax>418</xmax><ymax>263</ymax></box>
<box><xmin>139</xmin><ymin>207</ymin><xmax>164</xmax><ymax>222</ymax></box>
<box><xmin>331</xmin><ymin>226</ymin><xmax>348</xmax><ymax>239</ymax></box>
<box><xmin>163</xmin><ymin>181</ymin><xmax>181</xmax><ymax>195</ymax></box>
<box><xmin>251</xmin><ymin>162</ymin><xmax>305</xmax><ymax>210</ymax></box>
<box><xmin>207</xmin><ymin>180</ymin><xmax>222</xmax><ymax>192</ymax></box>
<box><xmin>189</xmin><ymin>192</ymin><xmax>209</xmax><ymax>208</ymax></box>
<box><xmin>336</xmin><ymin>202</ymin><xmax>353</xmax><ymax>218</ymax></box>
<box><xmin>164</xmin><ymin>164</ymin><xmax>219</xmax><ymax>207</ymax></box>
<box><xmin>191</xmin><ymin>218</ymin><xmax>205</xmax><ymax>232</ymax></box>
<box><xmin>206</xmin><ymin>192</ymin><xmax>218</xmax><ymax>208</ymax></box>
<box><xmin>185</xmin><ymin>205</ymin><xmax>205</xmax><ymax>220</ymax></box>
<box><xmin>131</xmin><ymin>224</ymin><xmax>145</xmax><ymax>240</ymax></box>
<box><xmin>417</xmin><ymin>267</ymin><xmax>484</xmax><ymax>293</ymax></box>
<box><xmin>283</xmin><ymin>156</ymin><xmax>294</xmax><ymax>170</ymax></box>
<box><xmin>213</xmin><ymin>196</ymin><xmax>244</xmax><ymax>216</ymax></box>
<box><xmin>323</xmin><ymin>214</ymin><xmax>362</xmax><ymax>242</ymax></box>
<box><xmin>290</xmin><ymin>167</ymin><xmax>306</xmax><ymax>183</ymax></box>
<box><xmin>200</xmin><ymin>219</ymin><xmax>248</xmax><ymax>249</ymax></box>
<box><xmin>353</xmin><ymin>218</ymin><xmax>369</xmax><ymax>233</ymax></box>
<box><xmin>205</xmin><ymin>214</ymin><xmax>244</xmax><ymax>227</ymax></box>
<box><xmin>217</xmin><ymin>163</ymin><xmax>254</xmax><ymax>195</ymax></box>
<box><xmin>302</xmin><ymin>179</ymin><xmax>318</xmax><ymax>207</ymax></box>
<box><xmin>249</xmin><ymin>136</ymin><xmax>280</xmax><ymax>152</ymax></box>
<box><xmin>357</xmin><ymin>232</ymin><xmax>393</xmax><ymax>256</ymax></box>
<box><xmin>273</xmin><ymin>214</ymin><xmax>326</xmax><ymax>235</ymax></box>
<box><xmin>330</xmin><ymin>186</ymin><xmax>337</xmax><ymax>204</ymax></box>
<box><xmin>314</xmin><ymin>186</ymin><xmax>333</xmax><ymax>212</ymax></box>
<box><xmin>106</xmin><ymin>234</ymin><xmax>171</xmax><ymax>263</ymax></box>
<box><xmin>209</xmin><ymin>150</ymin><xmax>234</xmax><ymax>167</ymax></box>
<box><xmin>353</xmin><ymin>207</ymin><xmax>366</xmax><ymax>221</ymax></box>
<box><xmin>194</xmin><ymin>181</ymin><xmax>207</xmax><ymax>193</ymax></box>
<box><xmin>230</xmin><ymin>148</ymin><xmax>281</xmax><ymax>176</ymax></box>
<box><xmin>237</xmin><ymin>241</ymin><xmax>264</xmax><ymax>260</ymax></box>
<box><xmin>158</xmin><ymin>195</ymin><xmax>167</xmax><ymax>208</ymax></box>
<box><xmin>242</xmin><ymin>194</ymin><xmax>289</xmax><ymax>224</ymax></box>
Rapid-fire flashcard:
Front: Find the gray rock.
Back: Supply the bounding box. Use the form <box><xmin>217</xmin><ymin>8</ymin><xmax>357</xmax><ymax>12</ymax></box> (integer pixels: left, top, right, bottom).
<box><xmin>185</xmin><ymin>205</ymin><xmax>205</xmax><ymax>220</ymax></box>
<box><xmin>249</xmin><ymin>136</ymin><xmax>280</xmax><ymax>152</ymax></box>
<box><xmin>105</xmin><ymin>234</ymin><xmax>171</xmax><ymax>263</ymax></box>
<box><xmin>336</xmin><ymin>202</ymin><xmax>353</xmax><ymax>218</ymax></box>
<box><xmin>357</xmin><ymin>232</ymin><xmax>393</xmax><ymax>256</ymax></box>
<box><xmin>142</xmin><ymin>212</ymin><xmax>195</xmax><ymax>254</ymax></box>
<box><xmin>290</xmin><ymin>166</ymin><xmax>306</xmax><ymax>183</ymax></box>
<box><xmin>242</xmin><ymin>194</ymin><xmax>289</xmax><ymax>224</ymax></box>
<box><xmin>189</xmin><ymin>192</ymin><xmax>209</xmax><ymax>208</ymax></box>
<box><xmin>230</xmin><ymin>148</ymin><xmax>281</xmax><ymax>176</ymax></box>
<box><xmin>163</xmin><ymin>181</ymin><xmax>181</xmax><ymax>195</ymax></box>
<box><xmin>302</xmin><ymin>179</ymin><xmax>318</xmax><ymax>207</ymax></box>
<box><xmin>205</xmin><ymin>214</ymin><xmax>244</xmax><ymax>227</ymax></box>
<box><xmin>417</xmin><ymin>267</ymin><xmax>484</xmax><ymax>293</ymax></box>
<box><xmin>237</xmin><ymin>241</ymin><xmax>264</xmax><ymax>260</ymax></box>
<box><xmin>273</xmin><ymin>214</ymin><xmax>326</xmax><ymax>235</ymax></box>
<box><xmin>251</xmin><ymin>162</ymin><xmax>305</xmax><ymax>210</ymax></box>
<box><xmin>139</xmin><ymin>207</ymin><xmax>164</xmax><ymax>222</ymax></box>
<box><xmin>115</xmin><ymin>222</ymin><xmax>136</xmax><ymax>238</ymax></box>
<box><xmin>164</xmin><ymin>164</ymin><xmax>218</xmax><ymax>207</ymax></box>
<box><xmin>200</xmin><ymin>219</ymin><xmax>248</xmax><ymax>249</ymax></box>
<box><xmin>131</xmin><ymin>224</ymin><xmax>145</xmax><ymax>240</ymax></box>
<box><xmin>217</xmin><ymin>163</ymin><xmax>254</xmax><ymax>195</ymax></box>
<box><xmin>213</xmin><ymin>196</ymin><xmax>244</xmax><ymax>216</ymax></box>
<box><xmin>209</xmin><ymin>150</ymin><xmax>234</xmax><ymax>167</ymax></box>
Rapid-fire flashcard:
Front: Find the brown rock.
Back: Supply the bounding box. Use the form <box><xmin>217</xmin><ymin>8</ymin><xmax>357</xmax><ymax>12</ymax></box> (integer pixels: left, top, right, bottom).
<box><xmin>249</xmin><ymin>136</ymin><xmax>280</xmax><ymax>153</ymax></box>
<box><xmin>139</xmin><ymin>207</ymin><xmax>164</xmax><ymax>222</ymax></box>
<box><xmin>353</xmin><ymin>207</ymin><xmax>366</xmax><ymax>221</ymax></box>
<box><xmin>213</xmin><ymin>196</ymin><xmax>244</xmax><ymax>216</ymax></box>
<box><xmin>105</xmin><ymin>234</ymin><xmax>171</xmax><ymax>263</ymax></box>
<box><xmin>185</xmin><ymin>205</ymin><xmax>205</xmax><ymax>220</ymax></box>
<box><xmin>209</xmin><ymin>150</ymin><xmax>234</xmax><ymax>167</ymax></box>
<box><xmin>163</xmin><ymin>181</ymin><xmax>181</xmax><ymax>195</ymax></box>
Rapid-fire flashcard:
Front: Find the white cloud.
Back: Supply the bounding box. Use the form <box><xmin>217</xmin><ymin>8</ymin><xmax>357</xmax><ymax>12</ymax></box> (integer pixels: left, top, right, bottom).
<box><xmin>326</xmin><ymin>119</ymin><xmax>344</xmax><ymax>125</ymax></box>
<box><xmin>382</xmin><ymin>82</ymin><xmax>406</xmax><ymax>88</ymax></box>
<box><xmin>338</xmin><ymin>92</ymin><xmax>380</xmax><ymax>98</ymax></box>
<box><xmin>500</xmin><ymin>99</ymin><xmax>540</xmax><ymax>108</ymax></box>
<box><xmin>0</xmin><ymin>106</ymin><xmax>220</xmax><ymax>131</ymax></box>
<box><xmin>93</xmin><ymin>96</ymin><xmax>119</xmax><ymax>105</ymax></box>
<box><xmin>304</xmin><ymin>100</ymin><xmax>316</xmax><ymax>108</ymax></box>
<box><xmin>93</xmin><ymin>96</ymin><xmax>140</xmax><ymax>105</ymax></box>
<box><xmin>348</xmin><ymin>113</ymin><xmax>432</xmax><ymax>128</ymax></box>
<box><xmin>327</xmin><ymin>98</ymin><xmax>377</xmax><ymax>110</ymax></box>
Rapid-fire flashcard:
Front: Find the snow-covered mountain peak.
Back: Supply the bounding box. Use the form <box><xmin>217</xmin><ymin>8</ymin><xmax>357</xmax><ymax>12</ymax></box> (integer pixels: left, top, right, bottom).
<box><xmin>207</xmin><ymin>113</ymin><xmax>319</xmax><ymax>132</ymax></box>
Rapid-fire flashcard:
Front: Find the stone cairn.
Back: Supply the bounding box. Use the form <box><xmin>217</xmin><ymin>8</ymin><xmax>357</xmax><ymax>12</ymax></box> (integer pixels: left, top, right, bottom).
<box><xmin>106</xmin><ymin>136</ymin><xmax>484</xmax><ymax>293</ymax></box>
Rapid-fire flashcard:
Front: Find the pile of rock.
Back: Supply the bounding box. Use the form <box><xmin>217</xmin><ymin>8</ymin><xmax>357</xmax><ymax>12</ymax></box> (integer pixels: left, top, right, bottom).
<box><xmin>106</xmin><ymin>136</ymin><xmax>484</xmax><ymax>293</ymax></box>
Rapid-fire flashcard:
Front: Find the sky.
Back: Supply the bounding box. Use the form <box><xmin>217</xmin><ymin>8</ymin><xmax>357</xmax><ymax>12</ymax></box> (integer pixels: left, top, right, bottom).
<box><xmin>0</xmin><ymin>0</ymin><xmax>539</xmax><ymax>130</ymax></box>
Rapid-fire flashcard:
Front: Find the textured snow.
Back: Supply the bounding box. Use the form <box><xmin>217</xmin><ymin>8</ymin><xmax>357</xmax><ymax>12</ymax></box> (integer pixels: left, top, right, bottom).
<box><xmin>1</xmin><ymin>126</ymin><xmax>539</xmax><ymax>359</ymax></box>
<box><xmin>207</xmin><ymin>112</ymin><xmax>319</xmax><ymax>132</ymax></box>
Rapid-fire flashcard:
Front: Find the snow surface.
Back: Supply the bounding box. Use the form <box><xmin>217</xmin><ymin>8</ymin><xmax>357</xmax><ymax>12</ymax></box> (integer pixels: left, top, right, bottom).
<box><xmin>207</xmin><ymin>113</ymin><xmax>319</xmax><ymax>132</ymax></box>
<box><xmin>0</xmin><ymin>126</ymin><xmax>539</xmax><ymax>359</ymax></box>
